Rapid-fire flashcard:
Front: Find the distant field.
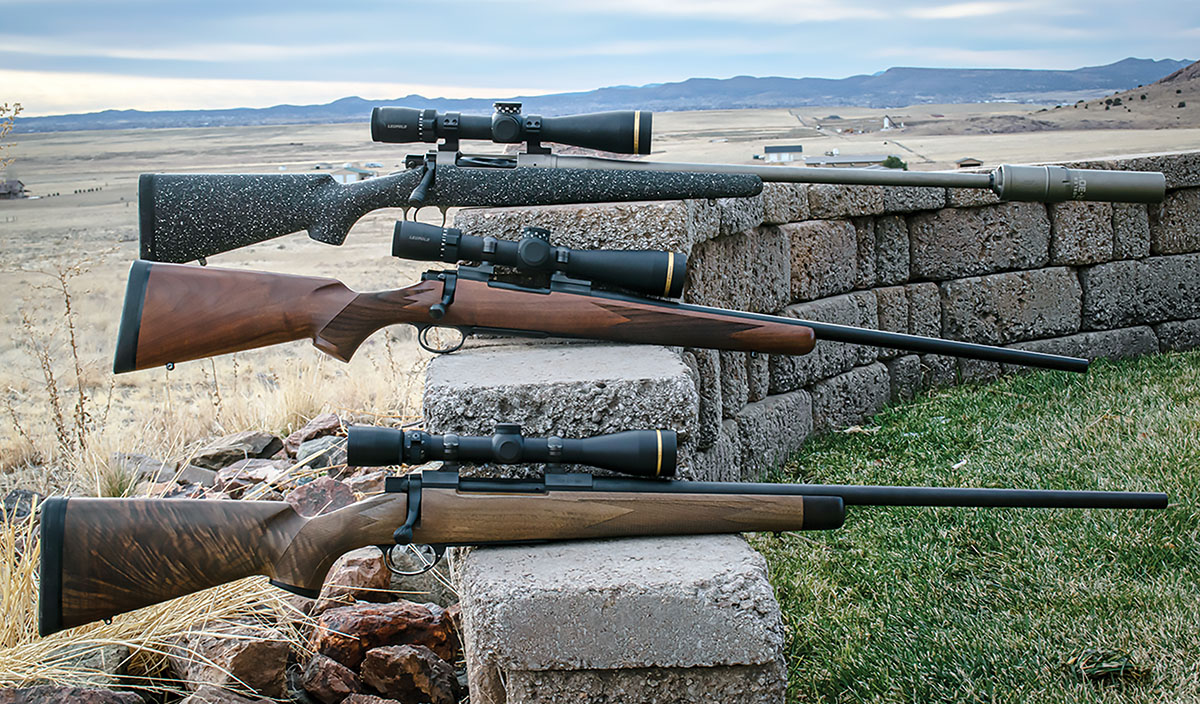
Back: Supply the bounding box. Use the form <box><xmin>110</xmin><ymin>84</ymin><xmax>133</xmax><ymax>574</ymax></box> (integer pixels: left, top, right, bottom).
<box><xmin>1</xmin><ymin>106</ymin><xmax>1199</xmax><ymax>488</ymax></box>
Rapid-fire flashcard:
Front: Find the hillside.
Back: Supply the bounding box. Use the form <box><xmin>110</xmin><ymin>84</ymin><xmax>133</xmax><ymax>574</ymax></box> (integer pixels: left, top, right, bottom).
<box><xmin>902</xmin><ymin>59</ymin><xmax>1200</xmax><ymax>135</ymax></box>
<box><xmin>12</xmin><ymin>58</ymin><xmax>1190</xmax><ymax>133</ymax></box>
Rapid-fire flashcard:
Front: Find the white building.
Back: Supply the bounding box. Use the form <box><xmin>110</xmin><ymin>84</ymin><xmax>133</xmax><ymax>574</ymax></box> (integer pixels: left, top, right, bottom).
<box><xmin>763</xmin><ymin>145</ymin><xmax>804</xmax><ymax>163</ymax></box>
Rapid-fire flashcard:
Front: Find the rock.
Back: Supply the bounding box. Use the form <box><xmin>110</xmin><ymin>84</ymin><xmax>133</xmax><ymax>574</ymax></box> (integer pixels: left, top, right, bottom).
<box><xmin>178</xmin><ymin>685</ymin><xmax>273</xmax><ymax>704</ymax></box>
<box><xmin>190</xmin><ymin>431</ymin><xmax>284</xmax><ymax>470</ymax></box>
<box><xmin>46</xmin><ymin>643</ymin><xmax>129</xmax><ymax>687</ymax></box>
<box><xmin>360</xmin><ymin>645</ymin><xmax>459</xmax><ymax>704</ymax></box>
<box><xmin>214</xmin><ymin>458</ymin><xmax>290</xmax><ymax>496</ymax></box>
<box><xmin>287</xmin><ymin>477</ymin><xmax>356</xmax><ymax>518</ymax></box>
<box><xmin>285</xmin><ymin>413</ymin><xmax>345</xmax><ymax>457</ymax></box>
<box><xmin>341</xmin><ymin>695</ymin><xmax>405</xmax><ymax>704</ymax></box>
<box><xmin>1</xmin><ymin>489</ymin><xmax>40</xmax><ymax>522</ymax></box>
<box><xmin>297</xmin><ymin>436</ymin><xmax>349</xmax><ymax>472</ymax></box>
<box><xmin>112</xmin><ymin>452</ymin><xmax>217</xmax><ymax>486</ymax></box>
<box><xmin>164</xmin><ymin>483</ymin><xmax>207</xmax><ymax>499</ymax></box>
<box><xmin>0</xmin><ymin>687</ymin><xmax>141</xmax><ymax>703</ymax></box>
<box><xmin>388</xmin><ymin>569</ymin><xmax>461</xmax><ymax>609</ymax></box>
<box><xmin>311</xmin><ymin>600</ymin><xmax>461</xmax><ymax>670</ymax></box>
<box><xmin>301</xmin><ymin>654</ymin><xmax>363</xmax><ymax>704</ymax></box>
<box><xmin>345</xmin><ymin>470</ymin><xmax>390</xmax><ymax>495</ymax></box>
<box><xmin>166</xmin><ymin>623</ymin><xmax>289</xmax><ymax>698</ymax></box>
<box><xmin>313</xmin><ymin>547</ymin><xmax>392</xmax><ymax>614</ymax></box>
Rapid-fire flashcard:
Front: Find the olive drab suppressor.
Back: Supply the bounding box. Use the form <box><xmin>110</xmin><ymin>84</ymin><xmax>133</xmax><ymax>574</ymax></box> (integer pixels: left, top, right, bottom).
<box><xmin>39</xmin><ymin>422</ymin><xmax>1168</xmax><ymax>635</ymax></box>
<box><xmin>136</xmin><ymin>102</ymin><xmax>1168</xmax><ymax>264</ymax></box>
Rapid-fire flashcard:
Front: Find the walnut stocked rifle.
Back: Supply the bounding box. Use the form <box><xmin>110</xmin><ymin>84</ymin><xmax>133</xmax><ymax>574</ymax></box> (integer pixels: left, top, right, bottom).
<box><xmin>137</xmin><ymin>102</ymin><xmax>1167</xmax><ymax>264</ymax></box>
<box><xmin>113</xmin><ymin>223</ymin><xmax>1090</xmax><ymax>375</ymax></box>
<box><xmin>38</xmin><ymin>424</ymin><xmax>1168</xmax><ymax>635</ymax></box>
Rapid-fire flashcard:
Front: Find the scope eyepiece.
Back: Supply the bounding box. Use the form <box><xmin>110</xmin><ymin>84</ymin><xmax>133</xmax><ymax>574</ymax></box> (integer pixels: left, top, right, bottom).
<box><xmin>394</xmin><ymin>221</ymin><xmax>687</xmax><ymax>298</ymax></box>
<box><xmin>347</xmin><ymin>424</ymin><xmax>677</xmax><ymax>478</ymax></box>
<box><xmin>371</xmin><ymin>102</ymin><xmax>652</xmax><ymax>155</ymax></box>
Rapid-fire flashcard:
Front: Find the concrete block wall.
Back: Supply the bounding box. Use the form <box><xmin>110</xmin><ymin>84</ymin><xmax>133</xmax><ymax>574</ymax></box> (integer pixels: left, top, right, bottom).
<box><xmin>430</xmin><ymin>151</ymin><xmax>1200</xmax><ymax>703</ymax></box>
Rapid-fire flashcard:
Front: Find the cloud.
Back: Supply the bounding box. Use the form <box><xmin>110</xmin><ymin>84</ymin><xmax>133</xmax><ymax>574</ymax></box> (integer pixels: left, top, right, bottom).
<box><xmin>869</xmin><ymin>46</ymin><xmax>1088</xmax><ymax>69</ymax></box>
<box><xmin>554</xmin><ymin>0</ymin><xmax>889</xmax><ymax>23</ymax></box>
<box><xmin>903</xmin><ymin>2</ymin><xmax>1026</xmax><ymax>19</ymax></box>
<box><xmin>2</xmin><ymin>70</ymin><xmax>560</xmax><ymax>116</ymax></box>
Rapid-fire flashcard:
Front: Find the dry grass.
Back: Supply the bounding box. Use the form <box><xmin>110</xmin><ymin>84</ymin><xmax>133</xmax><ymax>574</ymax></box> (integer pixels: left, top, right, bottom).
<box><xmin>0</xmin><ymin>497</ymin><xmax>314</xmax><ymax>696</ymax></box>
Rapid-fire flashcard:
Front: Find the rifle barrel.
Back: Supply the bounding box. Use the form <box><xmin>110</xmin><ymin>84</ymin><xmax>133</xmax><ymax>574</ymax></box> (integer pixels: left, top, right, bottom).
<box><xmin>797</xmin><ymin>484</ymin><xmax>1169</xmax><ymax>510</ymax></box>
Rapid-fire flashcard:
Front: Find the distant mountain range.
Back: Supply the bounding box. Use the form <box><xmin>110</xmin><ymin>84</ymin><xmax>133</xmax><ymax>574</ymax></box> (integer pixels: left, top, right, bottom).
<box><xmin>14</xmin><ymin>57</ymin><xmax>1191</xmax><ymax>133</ymax></box>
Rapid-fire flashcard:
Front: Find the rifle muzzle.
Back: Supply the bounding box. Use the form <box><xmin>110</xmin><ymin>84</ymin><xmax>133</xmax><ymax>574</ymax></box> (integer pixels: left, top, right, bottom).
<box><xmin>992</xmin><ymin>165</ymin><xmax>1165</xmax><ymax>204</ymax></box>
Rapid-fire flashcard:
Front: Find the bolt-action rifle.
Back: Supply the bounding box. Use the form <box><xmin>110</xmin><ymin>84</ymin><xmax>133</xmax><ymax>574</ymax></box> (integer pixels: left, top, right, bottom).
<box><xmin>38</xmin><ymin>423</ymin><xmax>1168</xmax><ymax>636</ymax></box>
<box><xmin>112</xmin><ymin>221</ymin><xmax>1090</xmax><ymax>375</ymax></box>
<box><xmin>137</xmin><ymin>102</ymin><xmax>1167</xmax><ymax>264</ymax></box>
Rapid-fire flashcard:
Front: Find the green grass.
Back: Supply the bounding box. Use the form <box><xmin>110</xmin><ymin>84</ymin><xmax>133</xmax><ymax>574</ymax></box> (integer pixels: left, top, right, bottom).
<box><xmin>751</xmin><ymin>351</ymin><xmax>1200</xmax><ymax>703</ymax></box>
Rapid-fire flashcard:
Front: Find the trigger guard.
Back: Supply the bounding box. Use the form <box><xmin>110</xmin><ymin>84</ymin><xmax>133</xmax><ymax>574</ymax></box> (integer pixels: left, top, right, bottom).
<box><xmin>416</xmin><ymin>325</ymin><xmax>467</xmax><ymax>354</ymax></box>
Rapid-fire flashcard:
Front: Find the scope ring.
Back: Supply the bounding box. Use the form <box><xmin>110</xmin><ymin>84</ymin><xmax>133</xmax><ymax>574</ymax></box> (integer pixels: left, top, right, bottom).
<box><xmin>383</xmin><ymin>543</ymin><xmax>444</xmax><ymax>576</ymax></box>
<box><xmin>416</xmin><ymin>325</ymin><xmax>467</xmax><ymax>354</ymax></box>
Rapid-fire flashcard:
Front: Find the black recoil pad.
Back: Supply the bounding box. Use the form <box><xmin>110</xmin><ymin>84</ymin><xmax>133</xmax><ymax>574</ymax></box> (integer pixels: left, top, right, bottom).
<box><xmin>393</xmin><ymin>221</ymin><xmax>687</xmax><ymax>297</ymax></box>
<box><xmin>347</xmin><ymin>426</ymin><xmax>677</xmax><ymax>478</ymax></box>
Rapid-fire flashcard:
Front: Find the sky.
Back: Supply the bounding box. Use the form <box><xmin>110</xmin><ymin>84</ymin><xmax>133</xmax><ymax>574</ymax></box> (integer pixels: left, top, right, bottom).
<box><xmin>2</xmin><ymin>0</ymin><xmax>1197</xmax><ymax>117</ymax></box>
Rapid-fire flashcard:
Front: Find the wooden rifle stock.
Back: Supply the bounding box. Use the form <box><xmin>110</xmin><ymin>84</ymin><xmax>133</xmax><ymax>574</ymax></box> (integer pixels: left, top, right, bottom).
<box><xmin>39</xmin><ymin>484</ymin><xmax>836</xmax><ymax>635</ymax></box>
<box><xmin>114</xmin><ymin>261</ymin><xmax>818</xmax><ymax>372</ymax></box>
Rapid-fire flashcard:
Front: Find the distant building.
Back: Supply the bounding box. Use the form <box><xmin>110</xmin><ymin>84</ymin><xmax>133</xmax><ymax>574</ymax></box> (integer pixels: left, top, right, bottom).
<box><xmin>0</xmin><ymin>179</ymin><xmax>25</xmax><ymax>199</ymax></box>
<box><xmin>331</xmin><ymin>166</ymin><xmax>377</xmax><ymax>184</ymax></box>
<box><xmin>763</xmin><ymin>145</ymin><xmax>804</xmax><ymax>163</ymax></box>
<box><xmin>955</xmin><ymin>157</ymin><xmax>984</xmax><ymax>169</ymax></box>
<box><xmin>882</xmin><ymin>115</ymin><xmax>900</xmax><ymax>130</ymax></box>
<box><xmin>313</xmin><ymin>162</ymin><xmax>334</xmax><ymax>170</ymax></box>
<box><xmin>802</xmin><ymin>154</ymin><xmax>892</xmax><ymax>168</ymax></box>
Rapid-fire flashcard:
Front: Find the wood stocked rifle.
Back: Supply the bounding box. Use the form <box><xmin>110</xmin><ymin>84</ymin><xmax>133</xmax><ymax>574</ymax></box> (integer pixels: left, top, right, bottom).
<box><xmin>114</xmin><ymin>221</ymin><xmax>1091</xmax><ymax>375</ymax></box>
<box><xmin>137</xmin><ymin>102</ymin><xmax>1167</xmax><ymax>264</ymax></box>
<box><xmin>38</xmin><ymin>423</ymin><xmax>1168</xmax><ymax>636</ymax></box>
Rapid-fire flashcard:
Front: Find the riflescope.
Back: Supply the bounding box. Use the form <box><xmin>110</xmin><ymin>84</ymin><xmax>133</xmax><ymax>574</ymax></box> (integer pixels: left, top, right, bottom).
<box><xmin>371</xmin><ymin>102</ymin><xmax>651</xmax><ymax>155</ymax></box>
<box><xmin>394</xmin><ymin>221</ymin><xmax>687</xmax><ymax>298</ymax></box>
<box><xmin>347</xmin><ymin>424</ymin><xmax>677</xmax><ymax>478</ymax></box>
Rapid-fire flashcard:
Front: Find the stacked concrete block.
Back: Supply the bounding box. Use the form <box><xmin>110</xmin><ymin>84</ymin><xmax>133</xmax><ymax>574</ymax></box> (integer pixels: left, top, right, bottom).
<box><xmin>852</xmin><ymin>217</ymin><xmax>876</xmax><ymax>289</ymax></box>
<box><xmin>453</xmin><ymin>536</ymin><xmax>786</xmax><ymax>704</ymax></box>
<box><xmin>717</xmin><ymin>194</ymin><xmax>765</xmax><ymax>236</ymax></box>
<box><xmin>809</xmin><ymin>363</ymin><xmax>891</xmax><ymax>432</ymax></box>
<box><xmin>909</xmin><ymin>202</ymin><xmax>1050</xmax><ymax>279</ymax></box>
<box><xmin>1049</xmin><ymin>201</ymin><xmax>1113</xmax><ymax>265</ymax></box>
<box><xmin>874</xmin><ymin>215</ymin><xmax>910</xmax><ymax>286</ymax></box>
<box><xmin>807</xmin><ymin>184</ymin><xmax>885</xmax><ymax>219</ymax></box>
<box><xmin>734</xmin><ymin>391</ymin><xmax>814</xmax><ymax>481</ymax></box>
<box><xmin>761</xmin><ymin>183</ymin><xmax>810</xmax><ymax>225</ymax></box>
<box><xmin>685</xmin><ymin>226</ymin><xmax>790</xmax><ymax>312</ymax></box>
<box><xmin>782</xmin><ymin>220</ymin><xmax>857</xmax><ymax>301</ymax></box>
<box><xmin>770</xmin><ymin>291</ymin><xmax>878</xmax><ymax>393</ymax></box>
<box><xmin>1111</xmin><ymin>204</ymin><xmax>1151</xmax><ymax>260</ymax></box>
<box><xmin>423</xmin><ymin>342</ymin><xmax>699</xmax><ymax>477</ymax></box>
<box><xmin>1079</xmin><ymin>254</ymin><xmax>1200</xmax><ymax>329</ymax></box>
<box><xmin>880</xmin><ymin>185</ymin><xmax>946</xmax><ymax>213</ymax></box>
<box><xmin>453</xmin><ymin>199</ymin><xmax>719</xmax><ymax>254</ymax></box>
<box><xmin>1007</xmin><ymin>327</ymin><xmax>1159</xmax><ymax>364</ymax></box>
<box><xmin>1149</xmin><ymin>188</ymin><xmax>1200</xmax><ymax>255</ymax></box>
<box><xmin>940</xmin><ymin>268</ymin><xmax>1082</xmax><ymax>344</ymax></box>
<box><xmin>1155</xmin><ymin>320</ymin><xmax>1200</xmax><ymax>352</ymax></box>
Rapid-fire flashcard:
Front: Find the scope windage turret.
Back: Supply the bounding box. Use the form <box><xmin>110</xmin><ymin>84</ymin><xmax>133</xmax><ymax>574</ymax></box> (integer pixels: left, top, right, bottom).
<box><xmin>347</xmin><ymin>424</ymin><xmax>677</xmax><ymax>478</ymax></box>
<box><xmin>394</xmin><ymin>221</ymin><xmax>687</xmax><ymax>298</ymax></box>
<box><xmin>371</xmin><ymin>102</ymin><xmax>651</xmax><ymax>155</ymax></box>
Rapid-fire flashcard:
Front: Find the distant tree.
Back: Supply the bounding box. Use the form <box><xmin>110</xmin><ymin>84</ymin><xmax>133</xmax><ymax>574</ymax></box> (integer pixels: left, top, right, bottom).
<box><xmin>1141</xmin><ymin>94</ymin><xmax>1148</xmax><ymax>100</ymax></box>
<box><xmin>0</xmin><ymin>103</ymin><xmax>21</xmax><ymax>170</ymax></box>
<box><xmin>1180</xmin><ymin>102</ymin><xmax>1188</xmax><ymax>108</ymax></box>
<box><xmin>882</xmin><ymin>155</ymin><xmax>908</xmax><ymax>170</ymax></box>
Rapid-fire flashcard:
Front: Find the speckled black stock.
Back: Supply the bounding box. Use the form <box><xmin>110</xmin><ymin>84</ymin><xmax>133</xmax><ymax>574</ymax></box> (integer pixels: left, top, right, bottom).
<box><xmin>138</xmin><ymin>166</ymin><xmax>762</xmax><ymax>263</ymax></box>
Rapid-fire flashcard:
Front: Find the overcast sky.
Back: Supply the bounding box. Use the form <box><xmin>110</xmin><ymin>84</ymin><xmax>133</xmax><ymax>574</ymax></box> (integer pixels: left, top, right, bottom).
<box><xmin>3</xmin><ymin>0</ymin><xmax>1197</xmax><ymax>116</ymax></box>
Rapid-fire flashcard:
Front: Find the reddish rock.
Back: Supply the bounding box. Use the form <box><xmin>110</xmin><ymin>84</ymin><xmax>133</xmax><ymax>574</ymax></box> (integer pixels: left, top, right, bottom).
<box><xmin>190</xmin><ymin>430</ymin><xmax>284</xmax><ymax>470</ymax></box>
<box><xmin>287</xmin><ymin>477</ymin><xmax>355</xmax><ymax>517</ymax></box>
<box><xmin>285</xmin><ymin>413</ymin><xmax>345</xmax><ymax>457</ymax></box>
<box><xmin>361</xmin><ymin>645</ymin><xmax>459</xmax><ymax>704</ymax></box>
<box><xmin>301</xmin><ymin>653</ymin><xmax>363</xmax><ymax>704</ymax></box>
<box><xmin>0</xmin><ymin>687</ymin><xmax>141</xmax><ymax>703</ymax></box>
<box><xmin>314</xmin><ymin>546</ymin><xmax>391</xmax><ymax>614</ymax></box>
<box><xmin>214</xmin><ymin>458</ymin><xmax>290</xmax><ymax>496</ymax></box>
<box><xmin>167</xmin><ymin>623</ymin><xmax>290</xmax><ymax>698</ymax></box>
<box><xmin>345</xmin><ymin>469</ymin><xmax>389</xmax><ymax>495</ymax></box>
<box><xmin>178</xmin><ymin>685</ymin><xmax>273</xmax><ymax>703</ymax></box>
<box><xmin>342</xmin><ymin>695</ymin><xmax>405</xmax><ymax>704</ymax></box>
<box><xmin>311</xmin><ymin>600</ymin><xmax>460</xmax><ymax>669</ymax></box>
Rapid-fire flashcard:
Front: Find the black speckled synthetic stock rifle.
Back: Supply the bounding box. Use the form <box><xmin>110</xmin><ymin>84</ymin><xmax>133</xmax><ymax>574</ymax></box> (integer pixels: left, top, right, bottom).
<box><xmin>137</xmin><ymin>102</ymin><xmax>1167</xmax><ymax>264</ymax></box>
